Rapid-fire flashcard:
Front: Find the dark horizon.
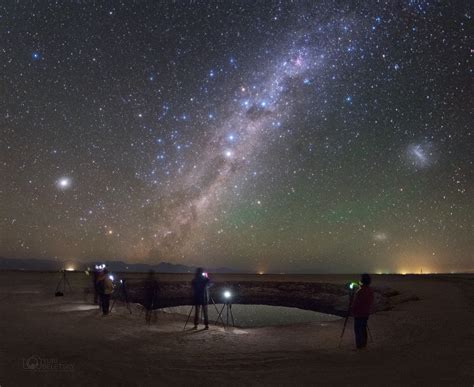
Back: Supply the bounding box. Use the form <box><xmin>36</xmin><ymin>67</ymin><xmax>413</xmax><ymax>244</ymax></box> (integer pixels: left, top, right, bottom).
<box><xmin>1</xmin><ymin>255</ymin><xmax>472</xmax><ymax>275</ymax></box>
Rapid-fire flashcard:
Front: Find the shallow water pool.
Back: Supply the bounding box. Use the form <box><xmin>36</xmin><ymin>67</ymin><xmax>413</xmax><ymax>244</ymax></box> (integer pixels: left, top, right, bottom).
<box><xmin>162</xmin><ymin>304</ymin><xmax>341</xmax><ymax>328</ymax></box>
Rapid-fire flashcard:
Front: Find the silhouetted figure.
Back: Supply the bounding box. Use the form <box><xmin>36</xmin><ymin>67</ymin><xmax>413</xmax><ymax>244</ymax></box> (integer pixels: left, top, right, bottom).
<box><xmin>192</xmin><ymin>268</ymin><xmax>210</xmax><ymax>329</ymax></box>
<box><xmin>143</xmin><ymin>270</ymin><xmax>159</xmax><ymax>324</ymax></box>
<box><xmin>98</xmin><ymin>269</ymin><xmax>114</xmax><ymax>315</ymax></box>
<box><xmin>92</xmin><ymin>267</ymin><xmax>100</xmax><ymax>304</ymax></box>
<box><xmin>351</xmin><ymin>273</ymin><xmax>374</xmax><ymax>349</ymax></box>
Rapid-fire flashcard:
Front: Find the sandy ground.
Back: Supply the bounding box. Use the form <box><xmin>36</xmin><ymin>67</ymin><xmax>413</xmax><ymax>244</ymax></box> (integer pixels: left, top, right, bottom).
<box><xmin>0</xmin><ymin>272</ymin><xmax>472</xmax><ymax>386</ymax></box>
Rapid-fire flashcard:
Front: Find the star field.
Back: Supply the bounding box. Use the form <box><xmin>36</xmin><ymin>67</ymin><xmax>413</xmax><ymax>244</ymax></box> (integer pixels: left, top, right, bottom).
<box><xmin>1</xmin><ymin>1</ymin><xmax>472</xmax><ymax>273</ymax></box>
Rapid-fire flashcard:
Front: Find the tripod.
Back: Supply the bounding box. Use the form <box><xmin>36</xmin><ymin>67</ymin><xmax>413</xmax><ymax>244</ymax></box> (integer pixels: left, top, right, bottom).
<box><xmin>338</xmin><ymin>291</ymin><xmax>354</xmax><ymax>347</ymax></box>
<box><xmin>183</xmin><ymin>296</ymin><xmax>224</xmax><ymax>330</ymax></box>
<box><xmin>215</xmin><ymin>301</ymin><xmax>235</xmax><ymax>328</ymax></box>
<box><xmin>110</xmin><ymin>280</ymin><xmax>132</xmax><ymax>314</ymax></box>
<box><xmin>55</xmin><ymin>270</ymin><xmax>72</xmax><ymax>296</ymax></box>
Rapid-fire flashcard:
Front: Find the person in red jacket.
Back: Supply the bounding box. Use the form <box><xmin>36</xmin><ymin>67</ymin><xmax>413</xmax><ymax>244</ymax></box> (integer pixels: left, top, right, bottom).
<box><xmin>351</xmin><ymin>273</ymin><xmax>374</xmax><ymax>349</ymax></box>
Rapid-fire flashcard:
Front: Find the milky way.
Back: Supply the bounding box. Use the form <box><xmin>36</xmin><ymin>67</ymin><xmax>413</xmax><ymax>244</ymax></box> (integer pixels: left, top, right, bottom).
<box><xmin>153</xmin><ymin>42</ymin><xmax>323</xmax><ymax>259</ymax></box>
<box><xmin>1</xmin><ymin>1</ymin><xmax>472</xmax><ymax>273</ymax></box>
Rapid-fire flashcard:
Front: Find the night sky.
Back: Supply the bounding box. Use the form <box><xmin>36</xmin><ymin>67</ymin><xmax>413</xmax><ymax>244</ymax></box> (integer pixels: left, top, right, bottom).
<box><xmin>1</xmin><ymin>1</ymin><xmax>472</xmax><ymax>273</ymax></box>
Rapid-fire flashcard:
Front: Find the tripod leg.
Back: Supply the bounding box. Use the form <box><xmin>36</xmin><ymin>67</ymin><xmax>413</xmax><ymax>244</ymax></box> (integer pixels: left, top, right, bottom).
<box><xmin>229</xmin><ymin>305</ymin><xmax>235</xmax><ymax>327</ymax></box>
<box><xmin>338</xmin><ymin>315</ymin><xmax>350</xmax><ymax>347</ymax></box>
<box><xmin>367</xmin><ymin>323</ymin><xmax>374</xmax><ymax>342</ymax></box>
<box><xmin>109</xmin><ymin>296</ymin><xmax>117</xmax><ymax>313</ymax></box>
<box><xmin>109</xmin><ymin>283</ymin><xmax>120</xmax><ymax>313</ymax></box>
<box><xmin>210</xmin><ymin>297</ymin><xmax>225</xmax><ymax>326</ymax></box>
<box><xmin>65</xmin><ymin>275</ymin><xmax>72</xmax><ymax>292</ymax></box>
<box><xmin>55</xmin><ymin>277</ymin><xmax>63</xmax><ymax>293</ymax></box>
<box><xmin>338</xmin><ymin>293</ymin><xmax>354</xmax><ymax>348</ymax></box>
<box><xmin>183</xmin><ymin>305</ymin><xmax>194</xmax><ymax>330</ymax></box>
<box><xmin>210</xmin><ymin>297</ymin><xmax>220</xmax><ymax>314</ymax></box>
<box><xmin>215</xmin><ymin>304</ymin><xmax>226</xmax><ymax>326</ymax></box>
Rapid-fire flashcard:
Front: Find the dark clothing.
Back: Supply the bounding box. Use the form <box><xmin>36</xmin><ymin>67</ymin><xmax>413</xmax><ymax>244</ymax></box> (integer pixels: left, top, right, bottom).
<box><xmin>143</xmin><ymin>278</ymin><xmax>159</xmax><ymax>324</ymax></box>
<box><xmin>351</xmin><ymin>285</ymin><xmax>374</xmax><ymax>318</ymax></box>
<box><xmin>354</xmin><ymin>317</ymin><xmax>368</xmax><ymax>348</ymax></box>
<box><xmin>194</xmin><ymin>304</ymin><xmax>209</xmax><ymax>327</ymax></box>
<box><xmin>92</xmin><ymin>271</ymin><xmax>100</xmax><ymax>304</ymax></box>
<box><xmin>192</xmin><ymin>276</ymin><xmax>210</xmax><ymax>305</ymax></box>
<box><xmin>101</xmin><ymin>294</ymin><xmax>110</xmax><ymax>315</ymax></box>
<box><xmin>351</xmin><ymin>284</ymin><xmax>373</xmax><ymax>348</ymax></box>
<box><xmin>191</xmin><ymin>274</ymin><xmax>210</xmax><ymax>327</ymax></box>
<box><xmin>143</xmin><ymin>279</ymin><xmax>159</xmax><ymax>310</ymax></box>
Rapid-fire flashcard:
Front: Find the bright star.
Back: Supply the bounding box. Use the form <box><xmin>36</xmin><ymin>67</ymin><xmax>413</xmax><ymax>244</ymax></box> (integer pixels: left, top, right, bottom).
<box><xmin>57</xmin><ymin>177</ymin><xmax>71</xmax><ymax>190</ymax></box>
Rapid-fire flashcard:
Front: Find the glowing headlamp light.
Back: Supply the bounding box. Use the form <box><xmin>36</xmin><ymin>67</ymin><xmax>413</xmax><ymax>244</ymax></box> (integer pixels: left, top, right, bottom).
<box><xmin>349</xmin><ymin>282</ymin><xmax>359</xmax><ymax>290</ymax></box>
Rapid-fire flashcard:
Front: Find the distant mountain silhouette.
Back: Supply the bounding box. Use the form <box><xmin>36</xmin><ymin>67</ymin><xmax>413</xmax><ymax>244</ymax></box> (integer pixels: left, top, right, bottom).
<box><xmin>0</xmin><ymin>257</ymin><xmax>63</xmax><ymax>271</ymax></box>
<box><xmin>0</xmin><ymin>257</ymin><xmax>236</xmax><ymax>273</ymax></box>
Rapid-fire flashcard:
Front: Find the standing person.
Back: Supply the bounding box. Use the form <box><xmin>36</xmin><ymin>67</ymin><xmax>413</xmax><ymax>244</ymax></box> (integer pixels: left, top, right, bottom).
<box><xmin>192</xmin><ymin>268</ymin><xmax>210</xmax><ymax>330</ymax></box>
<box><xmin>143</xmin><ymin>270</ymin><xmax>159</xmax><ymax>324</ymax></box>
<box><xmin>96</xmin><ymin>269</ymin><xmax>106</xmax><ymax>310</ymax></box>
<box><xmin>98</xmin><ymin>269</ymin><xmax>114</xmax><ymax>316</ymax></box>
<box><xmin>92</xmin><ymin>266</ymin><xmax>100</xmax><ymax>304</ymax></box>
<box><xmin>351</xmin><ymin>273</ymin><xmax>374</xmax><ymax>349</ymax></box>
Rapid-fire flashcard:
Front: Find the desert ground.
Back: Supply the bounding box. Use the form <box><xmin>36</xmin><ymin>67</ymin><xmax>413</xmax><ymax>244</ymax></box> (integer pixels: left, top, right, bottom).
<box><xmin>0</xmin><ymin>271</ymin><xmax>472</xmax><ymax>386</ymax></box>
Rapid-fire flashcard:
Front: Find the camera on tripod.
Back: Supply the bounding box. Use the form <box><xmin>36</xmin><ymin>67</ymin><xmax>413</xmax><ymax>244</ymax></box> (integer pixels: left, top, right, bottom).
<box><xmin>345</xmin><ymin>281</ymin><xmax>360</xmax><ymax>292</ymax></box>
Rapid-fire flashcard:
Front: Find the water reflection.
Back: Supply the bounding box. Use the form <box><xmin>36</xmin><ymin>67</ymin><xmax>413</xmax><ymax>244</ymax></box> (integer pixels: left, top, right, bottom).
<box><xmin>163</xmin><ymin>304</ymin><xmax>341</xmax><ymax>328</ymax></box>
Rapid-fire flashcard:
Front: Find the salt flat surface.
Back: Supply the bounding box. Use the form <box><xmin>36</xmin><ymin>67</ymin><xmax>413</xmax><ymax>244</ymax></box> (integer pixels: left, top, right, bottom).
<box><xmin>164</xmin><ymin>304</ymin><xmax>341</xmax><ymax>327</ymax></box>
<box><xmin>0</xmin><ymin>272</ymin><xmax>472</xmax><ymax>386</ymax></box>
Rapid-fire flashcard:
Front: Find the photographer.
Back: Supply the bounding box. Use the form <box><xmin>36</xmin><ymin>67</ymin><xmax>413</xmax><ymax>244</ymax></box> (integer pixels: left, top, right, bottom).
<box><xmin>191</xmin><ymin>268</ymin><xmax>210</xmax><ymax>330</ymax></box>
<box><xmin>97</xmin><ymin>269</ymin><xmax>114</xmax><ymax>316</ymax></box>
<box><xmin>143</xmin><ymin>270</ymin><xmax>159</xmax><ymax>324</ymax></box>
<box><xmin>351</xmin><ymin>273</ymin><xmax>374</xmax><ymax>349</ymax></box>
